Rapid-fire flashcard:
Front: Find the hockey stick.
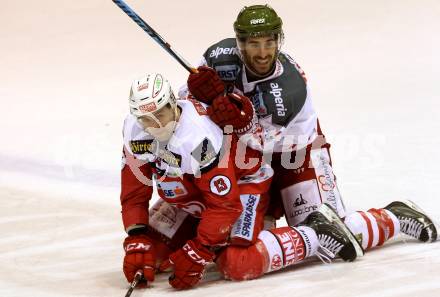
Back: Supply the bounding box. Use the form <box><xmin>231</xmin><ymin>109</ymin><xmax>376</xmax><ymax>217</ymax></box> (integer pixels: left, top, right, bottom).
<box><xmin>112</xmin><ymin>0</ymin><xmax>197</xmax><ymax>74</ymax></box>
<box><xmin>124</xmin><ymin>270</ymin><xmax>145</xmax><ymax>297</ymax></box>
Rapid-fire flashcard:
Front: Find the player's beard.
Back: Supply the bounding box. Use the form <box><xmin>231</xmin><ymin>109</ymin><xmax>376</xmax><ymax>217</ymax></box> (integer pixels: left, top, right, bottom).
<box><xmin>242</xmin><ymin>51</ymin><xmax>277</xmax><ymax>78</ymax></box>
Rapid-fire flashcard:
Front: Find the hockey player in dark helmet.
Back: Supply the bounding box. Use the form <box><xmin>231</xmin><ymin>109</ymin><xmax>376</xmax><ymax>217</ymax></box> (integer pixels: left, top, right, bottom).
<box><xmin>233</xmin><ymin>4</ymin><xmax>284</xmax><ymax>77</ymax></box>
<box><xmin>182</xmin><ymin>3</ymin><xmax>439</xmax><ymax>282</ymax></box>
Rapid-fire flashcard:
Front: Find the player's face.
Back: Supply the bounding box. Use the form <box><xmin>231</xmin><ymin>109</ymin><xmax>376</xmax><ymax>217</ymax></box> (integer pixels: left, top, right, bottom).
<box><xmin>137</xmin><ymin>106</ymin><xmax>174</xmax><ymax>128</ymax></box>
<box><xmin>242</xmin><ymin>36</ymin><xmax>278</xmax><ymax>76</ymax></box>
<box><xmin>137</xmin><ymin>105</ymin><xmax>178</xmax><ymax>141</ymax></box>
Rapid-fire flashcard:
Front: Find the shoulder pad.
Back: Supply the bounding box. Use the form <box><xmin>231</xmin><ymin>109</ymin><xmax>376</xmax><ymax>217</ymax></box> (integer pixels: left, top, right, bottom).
<box><xmin>122</xmin><ymin>115</ymin><xmax>156</xmax><ymax>161</ymax></box>
<box><xmin>167</xmin><ymin>100</ymin><xmax>223</xmax><ymax>175</ymax></box>
<box><xmin>249</xmin><ymin>54</ymin><xmax>308</xmax><ymax>126</ymax></box>
<box><xmin>203</xmin><ymin>38</ymin><xmax>242</xmax><ymax>82</ymax></box>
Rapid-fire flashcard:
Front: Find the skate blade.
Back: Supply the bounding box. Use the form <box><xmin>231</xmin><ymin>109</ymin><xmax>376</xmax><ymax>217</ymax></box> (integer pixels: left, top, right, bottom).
<box><xmin>319</xmin><ymin>203</ymin><xmax>365</xmax><ymax>257</ymax></box>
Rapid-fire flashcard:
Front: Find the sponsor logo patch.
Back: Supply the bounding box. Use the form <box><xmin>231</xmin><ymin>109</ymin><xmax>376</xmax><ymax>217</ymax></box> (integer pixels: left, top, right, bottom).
<box><xmin>318</xmin><ymin>174</ymin><xmax>335</xmax><ymax>191</ymax></box>
<box><xmin>152</xmin><ymin>74</ymin><xmax>163</xmax><ymax>98</ymax></box>
<box><xmin>281</xmin><ymin>180</ymin><xmax>322</xmax><ymax>226</ymax></box>
<box><xmin>215</xmin><ymin>65</ymin><xmax>240</xmax><ymax>81</ymax></box>
<box><xmin>157</xmin><ymin>181</ymin><xmax>188</xmax><ymax>199</ymax></box>
<box><xmin>137</xmin><ymin>83</ymin><xmax>148</xmax><ymax>91</ymax></box>
<box><xmin>139</xmin><ymin>102</ymin><xmax>157</xmax><ymax>113</ymax></box>
<box><xmin>291</xmin><ymin>204</ymin><xmax>318</xmax><ymax>218</ymax></box>
<box><xmin>191</xmin><ymin>138</ymin><xmax>217</xmax><ymax>169</ymax></box>
<box><xmin>125</xmin><ymin>242</ymin><xmax>151</xmax><ymax>252</ymax></box>
<box><xmin>209</xmin><ymin>47</ymin><xmax>238</xmax><ymax>59</ymax></box>
<box><xmin>275</xmin><ymin>227</ymin><xmax>306</xmax><ymax>266</ymax></box>
<box><xmin>231</xmin><ymin>194</ymin><xmax>260</xmax><ymax>241</ymax></box>
<box><xmin>270</xmin><ymin>82</ymin><xmax>286</xmax><ymax>117</ymax></box>
<box><xmin>183</xmin><ymin>243</ymin><xmax>210</xmax><ymax>265</ymax></box>
<box><xmin>250</xmin><ymin>18</ymin><xmax>265</xmax><ymax>25</ymax></box>
<box><xmin>210</xmin><ymin>175</ymin><xmax>231</xmax><ymax>196</ymax></box>
<box><xmin>158</xmin><ymin>149</ymin><xmax>182</xmax><ymax>167</ymax></box>
<box><xmin>132</xmin><ymin>140</ymin><xmax>182</xmax><ymax>168</ymax></box>
<box><xmin>293</xmin><ymin>194</ymin><xmax>307</xmax><ymax>207</ymax></box>
<box><xmin>250</xmin><ymin>86</ymin><xmax>268</xmax><ymax>116</ymax></box>
<box><xmin>271</xmin><ymin>254</ymin><xmax>282</xmax><ymax>271</ymax></box>
<box><xmin>312</xmin><ymin>149</ymin><xmax>340</xmax><ymax>212</ymax></box>
<box><xmin>130</xmin><ymin>139</ymin><xmax>154</xmax><ymax>154</ymax></box>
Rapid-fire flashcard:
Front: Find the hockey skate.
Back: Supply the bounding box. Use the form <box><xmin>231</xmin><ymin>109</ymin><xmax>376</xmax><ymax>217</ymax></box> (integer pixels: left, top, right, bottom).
<box><xmin>301</xmin><ymin>203</ymin><xmax>364</xmax><ymax>262</ymax></box>
<box><xmin>385</xmin><ymin>200</ymin><xmax>438</xmax><ymax>243</ymax></box>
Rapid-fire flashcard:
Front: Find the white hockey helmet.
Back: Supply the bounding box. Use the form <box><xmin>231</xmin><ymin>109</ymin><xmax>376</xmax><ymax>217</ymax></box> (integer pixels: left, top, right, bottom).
<box><xmin>129</xmin><ymin>73</ymin><xmax>177</xmax><ymax>118</ymax></box>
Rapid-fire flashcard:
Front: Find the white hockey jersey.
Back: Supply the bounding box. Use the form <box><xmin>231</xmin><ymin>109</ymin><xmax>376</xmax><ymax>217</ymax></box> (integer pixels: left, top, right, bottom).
<box><xmin>179</xmin><ymin>38</ymin><xmax>320</xmax><ymax>153</ymax></box>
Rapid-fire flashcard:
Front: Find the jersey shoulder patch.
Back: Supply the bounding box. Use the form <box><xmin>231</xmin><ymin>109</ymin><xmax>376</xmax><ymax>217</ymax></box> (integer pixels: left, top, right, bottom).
<box><xmin>191</xmin><ymin>137</ymin><xmax>220</xmax><ymax>172</ymax></box>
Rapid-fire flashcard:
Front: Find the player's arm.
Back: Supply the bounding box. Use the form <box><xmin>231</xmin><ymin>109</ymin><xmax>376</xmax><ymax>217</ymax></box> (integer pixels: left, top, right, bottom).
<box><xmin>193</xmin><ymin>157</ymin><xmax>243</xmax><ymax>247</ymax></box>
<box><xmin>120</xmin><ymin>142</ymin><xmax>157</xmax><ymax>283</ymax></box>
<box><xmin>165</xmin><ymin>147</ymin><xmax>243</xmax><ymax>290</ymax></box>
<box><xmin>120</xmin><ymin>146</ymin><xmax>153</xmax><ymax>232</ymax></box>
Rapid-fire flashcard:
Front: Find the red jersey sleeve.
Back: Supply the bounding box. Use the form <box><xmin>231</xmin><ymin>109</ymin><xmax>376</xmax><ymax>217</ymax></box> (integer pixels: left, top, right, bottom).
<box><xmin>193</xmin><ymin>154</ymin><xmax>243</xmax><ymax>247</ymax></box>
<box><xmin>120</xmin><ymin>146</ymin><xmax>153</xmax><ymax>232</ymax></box>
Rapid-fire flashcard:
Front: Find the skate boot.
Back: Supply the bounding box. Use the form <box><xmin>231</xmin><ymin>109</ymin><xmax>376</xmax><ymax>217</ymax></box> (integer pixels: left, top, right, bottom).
<box><xmin>301</xmin><ymin>203</ymin><xmax>364</xmax><ymax>262</ymax></box>
<box><xmin>385</xmin><ymin>200</ymin><xmax>438</xmax><ymax>242</ymax></box>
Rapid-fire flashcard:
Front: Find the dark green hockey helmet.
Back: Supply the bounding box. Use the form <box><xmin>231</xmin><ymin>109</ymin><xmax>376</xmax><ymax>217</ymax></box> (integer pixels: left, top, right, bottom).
<box><xmin>233</xmin><ymin>5</ymin><xmax>284</xmax><ymax>77</ymax></box>
<box><xmin>234</xmin><ymin>4</ymin><xmax>283</xmax><ymax>39</ymax></box>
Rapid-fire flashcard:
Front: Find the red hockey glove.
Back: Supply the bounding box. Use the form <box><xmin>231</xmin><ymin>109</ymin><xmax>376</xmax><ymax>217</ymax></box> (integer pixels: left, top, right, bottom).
<box><xmin>123</xmin><ymin>235</ymin><xmax>155</xmax><ymax>283</ymax></box>
<box><xmin>164</xmin><ymin>238</ymin><xmax>215</xmax><ymax>290</ymax></box>
<box><xmin>207</xmin><ymin>93</ymin><xmax>254</xmax><ymax>133</ymax></box>
<box><xmin>187</xmin><ymin>66</ymin><xmax>225</xmax><ymax>104</ymax></box>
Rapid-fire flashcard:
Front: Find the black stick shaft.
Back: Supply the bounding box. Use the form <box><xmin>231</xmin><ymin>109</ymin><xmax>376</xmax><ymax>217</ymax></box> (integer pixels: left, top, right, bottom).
<box><xmin>112</xmin><ymin>0</ymin><xmax>197</xmax><ymax>73</ymax></box>
<box><xmin>124</xmin><ymin>271</ymin><xmax>145</xmax><ymax>297</ymax></box>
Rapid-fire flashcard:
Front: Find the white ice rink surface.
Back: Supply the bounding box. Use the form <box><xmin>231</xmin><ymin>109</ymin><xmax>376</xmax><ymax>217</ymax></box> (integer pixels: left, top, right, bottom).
<box><xmin>1</xmin><ymin>1</ymin><xmax>440</xmax><ymax>296</ymax></box>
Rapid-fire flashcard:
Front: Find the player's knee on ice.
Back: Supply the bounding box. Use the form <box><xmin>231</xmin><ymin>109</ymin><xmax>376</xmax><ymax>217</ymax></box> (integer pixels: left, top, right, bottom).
<box><xmin>216</xmin><ymin>243</ymin><xmax>266</xmax><ymax>281</ymax></box>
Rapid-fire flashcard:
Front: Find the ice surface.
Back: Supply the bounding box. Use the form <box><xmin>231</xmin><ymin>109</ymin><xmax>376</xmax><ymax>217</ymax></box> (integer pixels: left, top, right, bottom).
<box><xmin>1</xmin><ymin>0</ymin><xmax>440</xmax><ymax>296</ymax></box>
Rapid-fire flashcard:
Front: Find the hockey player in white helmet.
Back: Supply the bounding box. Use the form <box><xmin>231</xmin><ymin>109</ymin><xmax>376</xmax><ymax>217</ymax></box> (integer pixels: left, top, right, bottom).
<box><xmin>128</xmin><ymin>73</ymin><xmax>179</xmax><ymax>142</ymax></box>
<box><xmin>120</xmin><ymin>73</ymin><xmax>363</xmax><ymax>290</ymax></box>
<box><xmin>181</xmin><ymin>4</ymin><xmax>439</xmax><ymax>278</ymax></box>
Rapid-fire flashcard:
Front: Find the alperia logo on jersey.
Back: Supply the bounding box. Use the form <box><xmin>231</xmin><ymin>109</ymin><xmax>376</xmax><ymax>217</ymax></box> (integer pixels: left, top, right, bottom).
<box><xmin>209</xmin><ymin>46</ymin><xmax>238</xmax><ymax>59</ymax></box>
<box><xmin>270</xmin><ymin>82</ymin><xmax>286</xmax><ymax>117</ymax></box>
